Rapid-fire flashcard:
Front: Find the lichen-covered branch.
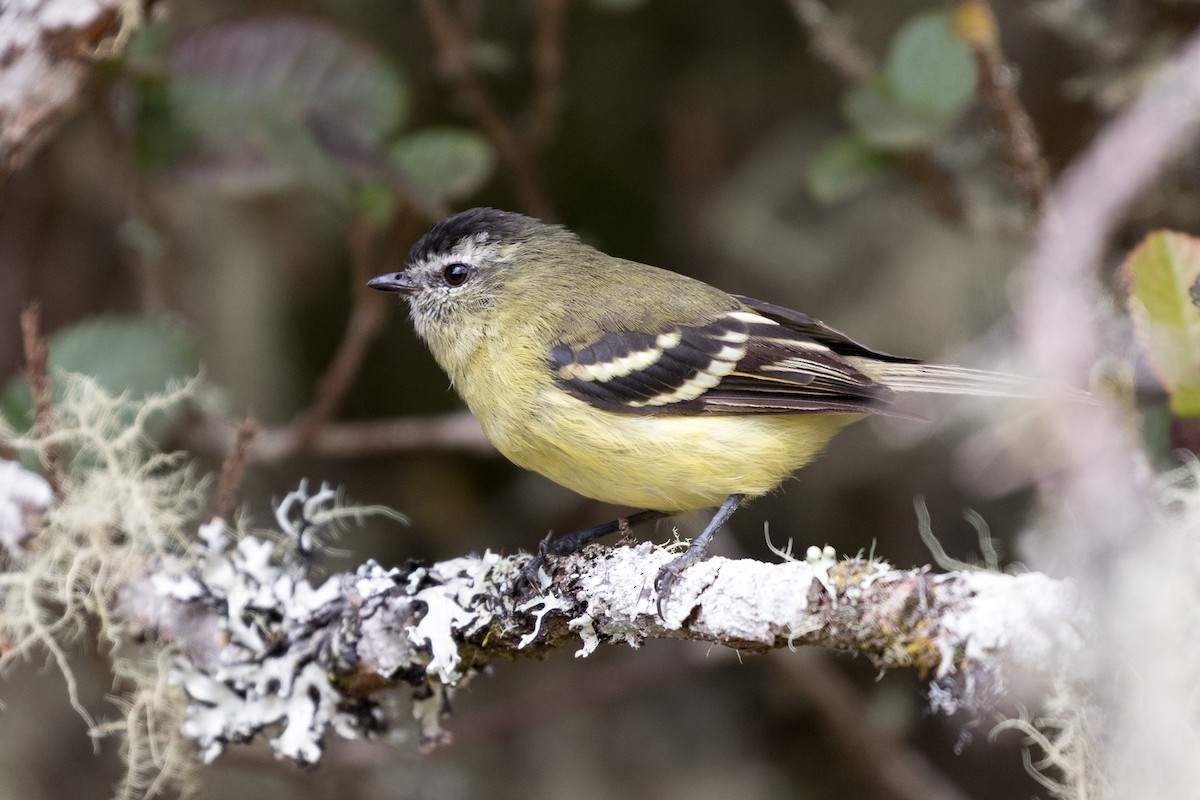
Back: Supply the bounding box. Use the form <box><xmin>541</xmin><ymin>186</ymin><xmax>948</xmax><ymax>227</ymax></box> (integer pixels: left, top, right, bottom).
<box><xmin>115</xmin><ymin>486</ymin><xmax>1083</xmax><ymax>761</ymax></box>
<box><xmin>0</xmin><ymin>0</ymin><xmax>130</xmax><ymax>176</ymax></box>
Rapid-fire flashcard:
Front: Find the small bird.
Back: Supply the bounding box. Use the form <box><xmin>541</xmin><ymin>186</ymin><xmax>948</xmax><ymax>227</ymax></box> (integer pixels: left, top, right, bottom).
<box><xmin>369</xmin><ymin>208</ymin><xmax>1038</xmax><ymax>609</ymax></box>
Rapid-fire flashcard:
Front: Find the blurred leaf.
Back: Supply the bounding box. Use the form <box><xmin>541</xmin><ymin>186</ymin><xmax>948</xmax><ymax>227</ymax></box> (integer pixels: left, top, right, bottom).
<box><xmin>844</xmin><ymin>82</ymin><xmax>944</xmax><ymax>150</ymax></box>
<box><xmin>884</xmin><ymin>12</ymin><xmax>976</xmax><ymax>121</ymax></box>
<box><xmin>390</xmin><ymin>128</ymin><xmax>496</xmax><ymax>202</ymax></box>
<box><xmin>806</xmin><ymin>134</ymin><xmax>896</xmax><ymax>203</ymax></box>
<box><xmin>844</xmin><ymin>12</ymin><xmax>976</xmax><ymax>151</ymax></box>
<box><xmin>355</xmin><ymin>182</ymin><xmax>397</xmax><ymax>227</ymax></box>
<box><xmin>1</xmin><ymin>316</ymin><xmax>201</xmax><ymax>441</ymax></box>
<box><xmin>166</xmin><ymin>16</ymin><xmax>407</xmax><ymax>196</ymax></box>
<box><xmin>1126</xmin><ymin>231</ymin><xmax>1200</xmax><ymax>416</ymax></box>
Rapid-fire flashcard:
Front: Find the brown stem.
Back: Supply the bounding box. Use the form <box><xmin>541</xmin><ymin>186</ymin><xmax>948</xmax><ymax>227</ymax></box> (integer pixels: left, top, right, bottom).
<box><xmin>527</xmin><ymin>0</ymin><xmax>568</xmax><ymax>151</ymax></box>
<box><xmin>787</xmin><ymin>0</ymin><xmax>876</xmax><ymax>85</ymax></box>
<box><xmin>185</xmin><ymin>411</ymin><xmax>494</xmax><ymax>463</ymax></box>
<box><xmin>955</xmin><ymin>0</ymin><xmax>1050</xmax><ymax>215</ymax></box>
<box><xmin>285</xmin><ymin>203</ymin><xmax>417</xmax><ymax>452</ymax></box>
<box><xmin>208</xmin><ymin>415</ymin><xmax>258</xmax><ymax>521</ymax></box>
<box><xmin>19</xmin><ymin>305</ymin><xmax>63</xmax><ymax>493</ymax></box>
<box><xmin>417</xmin><ymin>0</ymin><xmax>556</xmax><ymax>220</ymax></box>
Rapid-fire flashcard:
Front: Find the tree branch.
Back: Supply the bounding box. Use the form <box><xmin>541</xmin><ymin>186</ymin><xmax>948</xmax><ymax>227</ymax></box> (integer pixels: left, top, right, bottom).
<box><xmin>954</xmin><ymin>0</ymin><xmax>1050</xmax><ymax>214</ymax></box>
<box><xmin>120</xmin><ymin>493</ymin><xmax>1082</xmax><ymax>761</ymax></box>
<box><xmin>183</xmin><ymin>410</ymin><xmax>494</xmax><ymax>462</ymax></box>
<box><xmin>0</xmin><ymin>0</ymin><xmax>128</xmax><ymax>179</ymax></box>
<box><xmin>416</xmin><ymin>0</ymin><xmax>556</xmax><ymax>220</ymax></box>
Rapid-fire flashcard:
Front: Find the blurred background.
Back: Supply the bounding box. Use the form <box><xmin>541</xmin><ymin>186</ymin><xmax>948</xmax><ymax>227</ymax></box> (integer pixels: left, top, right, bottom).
<box><xmin>2</xmin><ymin>0</ymin><xmax>1198</xmax><ymax>798</ymax></box>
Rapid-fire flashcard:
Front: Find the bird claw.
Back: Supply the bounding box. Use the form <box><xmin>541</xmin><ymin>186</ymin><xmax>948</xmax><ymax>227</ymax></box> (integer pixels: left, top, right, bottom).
<box><xmin>654</xmin><ymin>552</ymin><xmax>701</xmax><ymax>619</ymax></box>
<box><xmin>514</xmin><ymin>538</ymin><xmax>554</xmax><ymax>597</ymax></box>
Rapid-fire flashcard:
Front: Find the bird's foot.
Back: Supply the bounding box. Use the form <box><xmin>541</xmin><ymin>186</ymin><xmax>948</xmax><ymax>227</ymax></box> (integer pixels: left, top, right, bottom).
<box><xmin>654</xmin><ymin>542</ymin><xmax>709</xmax><ymax>618</ymax></box>
<box><xmin>653</xmin><ymin>493</ymin><xmax>745</xmax><ymax>619</ymax></box>
<box><xmin>515</xmin><ymin>510</ymin><xmax>669</xmax><ymax>599</ymax></box>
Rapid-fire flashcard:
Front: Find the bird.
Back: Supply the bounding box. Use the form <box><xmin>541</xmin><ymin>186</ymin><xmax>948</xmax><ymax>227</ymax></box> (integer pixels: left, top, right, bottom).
<box><xmin>368</xmin><ymin>207</ymin><xmax>1043</xmax><ymax>610</ymax></box>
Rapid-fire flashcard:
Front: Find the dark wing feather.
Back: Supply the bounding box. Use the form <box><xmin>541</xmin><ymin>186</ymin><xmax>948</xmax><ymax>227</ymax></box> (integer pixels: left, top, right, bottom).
<box><xmin>731</xmin><ymin>295</ymin><xmax>920</xmax><ymax>364</ymax></box>
<box><xmin>550</xmin><ymin>297</ymin><xmax>907</xmax><ymax>416</ymax></box>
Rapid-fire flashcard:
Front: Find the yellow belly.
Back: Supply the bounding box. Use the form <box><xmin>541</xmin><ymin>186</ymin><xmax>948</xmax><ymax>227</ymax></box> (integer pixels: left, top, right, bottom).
<box><xmin>476</xmin><ymin>387</ymin><xmax>859</xmax><ymax>512</ymax></box>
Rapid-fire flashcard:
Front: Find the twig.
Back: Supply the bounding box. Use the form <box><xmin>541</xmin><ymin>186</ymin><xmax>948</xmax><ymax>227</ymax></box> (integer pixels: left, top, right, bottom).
<box><xmin>208</xmin><ymin>416</ymin><xmax>258</xmax><ymax>522</ymax></box>
<box><xmin>903</xmin><ymin>151</ymin><xmax>964</xmax><ymax>222</ymax></box>
<box><xmin>185</xmin><ymin>410</ymin><xmax>494</xmax><ymax>462</ymax></box>
<box><xmin>954</xmin><ymin>0</ymin><xmax>1050</xmax><ymax>214</ymax></box>
<box><xmin>775</xmin><ymin>653</ymin><xmax>972</xmax><ymax>800</ymax></box>
<box><xmin>19</xmin><ymin>305</ymin><xmax>62</xmax><ymax>493</ymax></box>
<box><xmin>417</xmin><ymin>0</ymin><xmax>556</xmax><ymax>220</ymax></box>
<box><xmin>526</xmin><ymin>0</ymin><xmax>568</xmax><ymax>151</ymax></box>
<box><xmin>286</xmin><ymin>221</ymin><xmax>390</xmax><ymax>452</ymax></box>
<box><xmin>787</xmin><ymin>0</ymin><xmax>875</xmax><ymax>85</ymax></box>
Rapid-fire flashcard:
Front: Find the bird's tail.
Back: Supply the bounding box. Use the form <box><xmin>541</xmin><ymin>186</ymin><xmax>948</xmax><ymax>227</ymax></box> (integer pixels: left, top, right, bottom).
<box><xmin>858</xmin><ymin>361</ymin><xmax>1083</xmax><ymax>400</ymax></box>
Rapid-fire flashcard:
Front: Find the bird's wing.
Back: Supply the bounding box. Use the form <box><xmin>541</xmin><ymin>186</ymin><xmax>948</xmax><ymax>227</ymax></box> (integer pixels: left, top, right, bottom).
<box><xmin>550</xmin><ymin>295</ymin><xmax>918</xmax><ymax>416</ymax></box>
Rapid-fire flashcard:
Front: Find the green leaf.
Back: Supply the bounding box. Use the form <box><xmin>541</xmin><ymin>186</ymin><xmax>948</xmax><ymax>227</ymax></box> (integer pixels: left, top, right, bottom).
<box><xmin>1126</xmin><ymin>231</ymin><xmax>1200</xmax><ymax>417</ymax></box>
<box><xmin>390</xmin><ymin>128</ymin><xmax>496</xmax><ymax>202</ymax></box>
<box><xmin>844</xmin><ymin>81</ymin><xmax>944</xmax><ymax>150</ymax></box>
<box><xmin>1</xmin><ymin>315</ymin><xmax>201</xmax><ymax>440</ymax></box>
<box><xmin>354</xmin><ymin>182</ymin><xmax>397</xmax><ymax>227</ymax></box>
<box><xmin>884</xmin><ymin>12</ymin><xmax>977</xmax><ymax>121</ymax></box>
<box><xmin>166</xmin><ymin>16</ymin><xmax>408</xmax><ymax>196</ymax></box>
<box><xmin>844</xmin><ymin>12</ymin><xmax>977</xmax><ymax>151</ymax></box>
<box><xmin>806</xmin><ymin>134</ymin><xmax>896</xmax><ymax>202</ymax></box>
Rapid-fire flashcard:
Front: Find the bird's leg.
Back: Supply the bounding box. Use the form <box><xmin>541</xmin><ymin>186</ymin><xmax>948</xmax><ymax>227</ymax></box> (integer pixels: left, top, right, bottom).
<box><xmin>655</xmin><ymin>493</ymin><xmax>744</xmax><ymax>617</ymax></box>
<box><xmin>544</xmin><ymin>509</ymin><xmax>669</xmax><ymax>556</ymax></box>
<box><xmin>516</xmin><ymin>509</ymin><xmax>670</xmax><ymax>595</ymax></box>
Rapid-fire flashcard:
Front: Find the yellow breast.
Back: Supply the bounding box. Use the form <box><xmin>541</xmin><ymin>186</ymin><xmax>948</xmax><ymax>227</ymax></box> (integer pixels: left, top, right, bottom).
<box><xmin>475</xmin><ymin>384</ymin><xmax>858</xmax><ymax>512</ymax></box>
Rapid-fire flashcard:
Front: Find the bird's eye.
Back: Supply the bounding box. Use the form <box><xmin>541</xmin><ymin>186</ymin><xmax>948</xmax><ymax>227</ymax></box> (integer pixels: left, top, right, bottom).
<box><xmin>442</xmin><ymin>262</ymin><xmax>470</xmax><ymax>287</ymax></box>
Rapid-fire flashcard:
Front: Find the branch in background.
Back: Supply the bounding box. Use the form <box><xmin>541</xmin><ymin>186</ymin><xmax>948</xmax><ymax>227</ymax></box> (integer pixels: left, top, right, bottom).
<box><xmin>786</xmin><ymin>0</ymin><xmax>876</xmax><ymax>85</ymax></box>
<box><xmin>209</xmin><ymin>416</ymin><xmax>258</xmax><ymax>521</ymax></box>
<box><xmin>788</xmin><ymin>0</ymin><xmax>964</xmax><ymax>221</ymax></box>
<box><xmin>902</xmin><ymin>151</ymin><xmax>965</xmax><ymax>223</ymax></box>
<box><xmin>19</xmin><ymin>306</ymin><xmax>62</xmax><ymax>492</ymax></box>
<box><xmin>286</xmin><ymin>216</ymin><xmax>392</xmax><ymax>452</ymax></box>
<box><xmin>1004</xmin><ymin>26</ymin><xmax>1200</xmax><ymax>799</ymax></box>
<box><xmin>121</xmin><ymin>496</ymin><xmax>1082</xmax><ymax>762</ymax></box>
<box><xmin>1016</xmin><ymin>27</ymin><xmax>1200</xmax><ymax>573</ymax></box>
<box><xmin>954</xmin><ymin>0</ymin><xmax>1050</xmax><ymax>214</ymax></box>
<box><xmin>526</xmin><ymin>0</ymin><xmax>568</xmax><ymax>151</ymax></box>
<box><xmin>416</xmin><ymin>0</ymin><xmax>556</xmax><ymax>220</ymax></box>
<box><xmin>775</xmin><ymin>652</ymin><xmax>973</xmax><ymax>800</ymax></box>
<box><xmin>0</xmin><ymin>0</ymin><xmax>127</xmax><ymax>181</ymax></box>
<box><xmin>185</xmin><ymin>410</ymin><xmax>494</xmax><ymax>462</ymax></box>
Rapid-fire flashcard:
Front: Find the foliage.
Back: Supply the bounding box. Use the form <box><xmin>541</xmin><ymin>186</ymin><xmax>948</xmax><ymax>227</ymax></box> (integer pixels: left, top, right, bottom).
<box><xmin>1125</xmin><ymin>230</ymin><xmax>1200</xmax><ymax>417</ymax></box>
<box><xmin>807</xmin><ymin>11</ymin><xmax>978</xmax><ymax>203</ymax></box>
<box><xmin>1</xmin><ymin>315</ymin><xmax>200</xmax><ymax>445</ymax></box>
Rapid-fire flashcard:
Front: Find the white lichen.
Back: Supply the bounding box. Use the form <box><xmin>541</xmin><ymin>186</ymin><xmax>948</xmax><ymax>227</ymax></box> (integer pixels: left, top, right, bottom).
<box><xmin>0</xmin><ymin>459</ymin><xmax>51</xmax><ymax>554</ymax></box>
<box><xmin>0</xmin><ymin>375</ymin><xmax>205</xmax><ymax>799</ymax></box>
<box><xmin>159</xmin><ymin>510</ymin><xmax>369</xmax><ymax>766</ymax></box>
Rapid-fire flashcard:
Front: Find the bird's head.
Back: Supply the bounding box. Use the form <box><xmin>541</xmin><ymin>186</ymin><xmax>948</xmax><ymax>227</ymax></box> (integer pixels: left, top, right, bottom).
<box><xmin>369</xmin><ymin>207</ymin><xmax>569</xmax><ymax>338</ymax></box>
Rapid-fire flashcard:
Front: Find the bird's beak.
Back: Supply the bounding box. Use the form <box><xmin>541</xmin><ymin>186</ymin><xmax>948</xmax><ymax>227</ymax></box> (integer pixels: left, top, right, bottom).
<box><xmin>367</xmin><ymin>272</ymin><xmax>418</xmax><ymax>294</ymax></box>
